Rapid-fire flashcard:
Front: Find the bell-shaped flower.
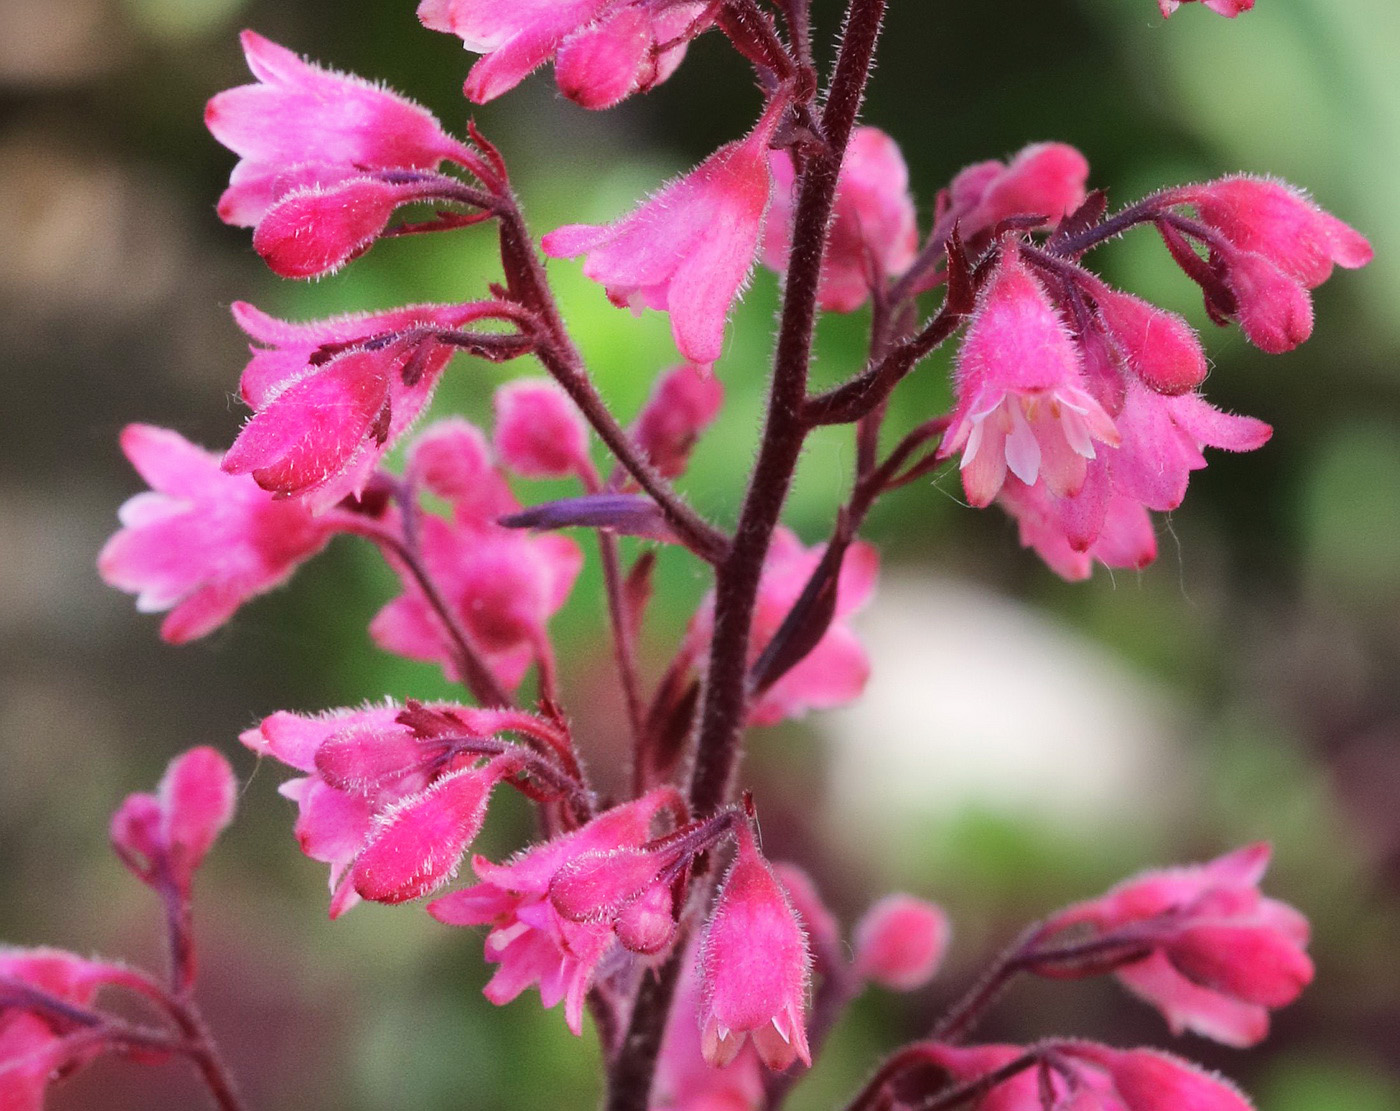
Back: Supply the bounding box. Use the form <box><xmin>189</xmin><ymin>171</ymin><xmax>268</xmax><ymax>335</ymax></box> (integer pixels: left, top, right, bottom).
<box><xmin>1160</xmin><ymin>0</ymin><xmax>1254</xmax><ymax>15</ymax></box>
<box><xmin>653</xmin><ymin>942</ymin><xmax>765</xmax><ymax>1111</ymax></box>
<box><xmin>685</xmin><ymin>528</ymin><xmax>878</xmax><ymax>725</ymax></box>
<box><xmin>940</xmin><ymin>253</ymin><xmax>1120</xmax><ymax>508</ymax></box>
<box><xmin>419</xmin><ymin>0</ymin><xmax>709</xmax><ymax>108</ymax></box>
<box><xmin>110</xmin><ymin>747</ymin><xmax>237</xmax><ymax>897</ymax></box>
<box><xmin>428</xmin><ymin>791</ymin><xmax>672</xmax><ymax>1035</ymax></box>
<box><xmin>99</xmin><ymin>425</ymin><xmax>333</xmax><ymax>642</ymax></box>
<box><xmin>493</xmin><ymin>380</ymin><xmax>592</xmax><ymax>479</ymax></box>
<box><xmin>764</xmin><ymin>126</ymin><xmax>918</xmax><ymax>312</ymax></box>
<box><xmin>853</xmin><ymin>894</ymin><xmax>951</xmax><ymax>992</ymax></box>
<box><xmin>542</xmin><ymin>100</ymin><xmax>783</xmax><ymax>366</ymax></box>
<box><xmin>942</xmin><ymin>143</ymin><xmax>1089</xmax><ymax>243</ymax></box>
<box><xmin>632</xmin><ymin>363</ymin><xmax>725</xmax><ymax>479</ymax></box>
<box><xmin>1048</xmin><ymin>843</ymin><xmax>1313</xmax><ymax>1047</ymax></box>
<box><xmin>207</xmin><ymin>31</ymin><xmax>465</xmax><ymax>227</ymax></box>
<box><xmin>223</xmin><ymin>301</ymin><xmax>507</xmax><ymax>513</ymax></box>
<box><xmin>698</xmin><ymin>825</ymin><xmax>811</xmax><ymax>1071</ymax></box>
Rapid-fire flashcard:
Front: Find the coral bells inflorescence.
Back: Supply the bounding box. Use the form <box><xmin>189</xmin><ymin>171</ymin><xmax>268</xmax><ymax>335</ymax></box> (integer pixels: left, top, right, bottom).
<box><xmin>44</xmin><ymin>1</ymin><xmax>1375</xmax><ymax>1109</ymax></box>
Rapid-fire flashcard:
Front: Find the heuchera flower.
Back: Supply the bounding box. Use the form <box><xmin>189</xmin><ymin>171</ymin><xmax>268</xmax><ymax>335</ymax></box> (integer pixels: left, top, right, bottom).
<box><xmin>686</xmin><ymin>527</ymin><xmax>878</xmax><ymax>725</ymax></box>
<box><xmin>99</xmin><ymin>424</ymin><xmax>333</xmax><ymax>642</ymax></box>
<box><xmin>222</xmin><ymin>301</ymin><xmax>507</xmax><ymax>513</ymax></box>
<box><xmin>418</xmin><ymin>0</ymin><xmax>710</xmax><ymax>108</ymax></box>
<box><xmin>698</xmin><ymin>825</ymin><xmax>811</xmax><ymax>1071</ymax></box>
<box><xmin>1159</xmin><ymin>0</ymin><xmax>1254</xmax><ymax>18</ymax></box>
<box><xmin>493</xmin><ymin>380</ymin><xmax>593</xmax><ymax>479</ymax></box>
<box><xmin>1048</xmin><ymin>843</ymin><xmax>1313</xmax><ymax>1047</ymax></box>
<box><xmin>763</xmin><ymin>126</ymin><xmax>918</xmax><ymax>312</ymax></box>
<box><xmin>913</xmin><ymin>1042</ymin><xmax>1253</xmax><ymax>1111</ymax></box>
<box><xmin>853</xmin><ymin>894</ymin><xmax>951</xmax><ymax>992</ymax></box>
<box><xmin>240</xmin><ymin>702</ymin><xmax>524</xmax><ymax>916</ymax></box>
<box><xmin>428</xmin><ymin>792</ymin><xmax>672</xmax><ymax>1035</ymax></box>
<box><xmin>206</xmin><ymin>31</ymin><xmax>465</xmax><ymax>227</ymax></box>
<box><xmin>940</xmin><ymin>252</ymin><xmax>1120</xmax><ymax>508</ymax></box>
<box><xmin>370</xmin><ymin>420</ymin><xmax>584</xmax><ymax>689</ymax></box>
<box><xmin>0</xmin><ymin>950</ymin><xmax>156</xmax><ymax>1111</ymax></box>
<box><xmin>632</xmin><ymin>363</ymin><xmax>725</xmax><ymax>479</ymax></box>
<box><xmin>110</xmin><ymin>747</ymin><xmax>237</xmax><ymax>898</ymax></box>
<box><xmin>941</xmin><ymin>143</ymin><xmax>1089</xmax><ymax>244</ymax></box>
<box><xmin>542</xmin><ymin>99</ymin><xmax>783</xmax><ymax>366</ymax></box>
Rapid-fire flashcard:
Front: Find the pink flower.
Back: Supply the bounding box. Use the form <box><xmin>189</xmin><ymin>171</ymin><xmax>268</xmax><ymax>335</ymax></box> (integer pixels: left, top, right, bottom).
<box><xmin>1091</xmin><ymin>288</ymin><xmax>1207</xmax><ymax>396</ymax></box>
<box><xmin>99</xmin><ymin>425</ymin><xmax>332</xmax><ymax>642</ymax></box>
<box><xmin>1159</xmin><ymin>0</ymin><xmax>1255</xmax><ymax>18</ymax></box>
<box><xmin>493</xmin><ymin>380</ymin><xmax>592</xmax><ymax>479</ymax></box>
<box><xmin>110</xmin><ymin>747</ymin><xmax>237</xmax><ymax>897</ymax></box>
<box><xmin>698</xmin><ymin>825</ymin><xmax>811</xmax><ymax>1071</ymax></box>
<box><xmin>940</xmin><ymin>253</ymin><xmax>1120</xmax><ymax>508</ymax></box>
<box><xmin>429</xmin><ymin>792</ymin><xmax>672</xmax><ymax>1035</ymax></box>
<box><xmin>206</xmin><ymin>31</ymin><xmax>464</xmax><ymax>227</ymax></box>
<box><xmin>942</xmin><ymin>143</ymin><xmax>1090</xmax><ymax>242</ymax></box>
<box><xmin>222</xmin><ymin>301</ymin><xmax>508</xmax><ymax>512</ymax></box>
<box><xmin>370</xmin><ymin>432</ymin><xmax>583</xmax><ymax>687</ymax></box>
<box><xmin>419</xmin><ymin>0</ymin><xmax>710</xmax><ymax>108</ymax></box>
<box><xmin>687</xmin><ymin>528</ymin><xmax>878</xmax><ymax>725</ymax></box>
<box><xmin>542</xmin><ymin>101</ymin><xmax>783</xmax><ymax>365</ymax></box>
<box><xmin>653</xmin><ymin>943</ymin><xmax>765</xmax><ymax>1111</ymax></box>
<box><xmin>853</xmin><ymin>895</ymin><xmax>951</xmax><ymax>992</ymax></box>
<box><xmin>240</xmin><ymin>702</ymin><xmax>531</xmax><ymax>915</ymax></box>
<box><xmin>1049</xmin><ymin>843</ymin><xmax>1313</xmax><ymax>1047</ymax></box>
<box><xmin>763</xmin><ymin>126</ymin><xmax>918</xmax><ymax>312</ymax></box>
<box><xmin>632</xmin><ymin>363</ymin><xmax>724</xmax><ymax>479</ymax></box>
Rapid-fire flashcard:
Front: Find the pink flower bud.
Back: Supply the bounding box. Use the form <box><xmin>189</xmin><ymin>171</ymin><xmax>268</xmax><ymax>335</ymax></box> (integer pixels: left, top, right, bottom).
<box><xmin>157</xmin><ymin>747</ymin><xmax>237</xmax><ymax>884</ymax></box>
<box><xmin>207</xmin><ymin>31</ymin><xmax>461</xmax><ymax>226</ymax></box>
<box><xmin>252</xmin><ymin>177</ymin><xmax>411</xmax><ymax>279</ymax></box>
<box><xmin>1160</xmin><ymin>0</ymin><xmax>1255</xmax><ymax>16</ymax></box>
<box><xmin>764</xmin><ymin>126</ymin><xmax>918</xmax><ymax>312</ymax></box>
<box><xmin>614</xmin><ymin>883</ymin><xmax>678</xmax><ymax>954</ymax></box>
<box><xmin>1063</xmin><ymin>1045</ymin><xmax>1254</xmax><ymax>1111</ymax></box>
<box><xmin>99</xmin><ymin>425</ymin><xmax>332</xmax><ymax>641</ymax></box>
<box><xmin>698</xmin><ymin>827</ymin><xmax>811</xmax><ymax>1071</ymax></box>
<box><xmin>1223</xmin><ymin>249</ymin><xmax>1315</xmax><ymax>354</ymax></box>
<box><xmin>408</xmin><ymin>419</ymin><xmax>516</xmax><ymax>520</ymax></box>
<box><xmin>948</xmin><ymin>143</ymin><xmax>1090</xmax><ymax>238</ymax></box>
<box><xmin>493</xmin><ymin>380</ymin><xmax>591</xmax><ymax>478</ymax></box>
<box><xmin>1092</xmin><ymin>288</ymin><xmax>1207</xmax><ymax>395</ymax></box>
<box><xmin>313</xmin><ymin>722</ymin><xmax>428</xmax><ymax>796</ymax></box>
<box><xmin>351</xmin><ymin>759</ymin><xmax>510</xmax><ymax>903</ymax></box>
<box><xmin>633</xmin><ymin>363</ymin><xmax>724</xmax><ymax>479</ymax></box>
<box><xmin>543</xmin><ymin>99</ymin><xmax>783</xmax><ymax>366</ymax></box>
<box><xmin>854</xmin><ymin>894</ymin><xmax>951</xmax><ymax>991</ymax></box>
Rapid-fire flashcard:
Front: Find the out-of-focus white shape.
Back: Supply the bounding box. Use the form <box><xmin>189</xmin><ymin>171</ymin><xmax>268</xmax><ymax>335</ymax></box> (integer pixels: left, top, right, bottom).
<box><xmin>819</xmin><ymin>574</ymin><xmax>1189</xmax><ymax>843</ymax></box>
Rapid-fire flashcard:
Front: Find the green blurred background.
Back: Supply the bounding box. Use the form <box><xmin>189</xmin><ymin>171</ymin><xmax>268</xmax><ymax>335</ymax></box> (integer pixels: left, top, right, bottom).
<box><xmin>2</xmin><ymin>0</ymin><xmax>1398</xmax><ymax>1107</ymax></box>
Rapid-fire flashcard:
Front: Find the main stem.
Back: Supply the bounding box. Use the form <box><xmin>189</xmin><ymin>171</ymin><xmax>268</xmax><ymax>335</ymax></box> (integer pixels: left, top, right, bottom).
<box><xmin>604</xmin><ymin>4</ymin><xmax>887</xmax><ymax>1109</ymax></box>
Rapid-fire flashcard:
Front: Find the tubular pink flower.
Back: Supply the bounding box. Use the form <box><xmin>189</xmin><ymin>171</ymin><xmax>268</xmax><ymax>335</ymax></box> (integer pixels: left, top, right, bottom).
<box><xmin>223</xmin><ymin>301</ymin><xmax>507</xmax><ymax>512</ymax></box>
<box><xmin>206</xmin><ymin>31</ymin><xmax>465</xmax><ymax>227</ymax></box>
<box><xmin>941</xmin><ymin>253</ymin><xmax>1120</xmax><ymax>507</ymax></box>
<box><xmin>1092</xmin><ymin>288</ymin><xmax>1207</xmax><ymax>396</ymax></box>
<box><xmin>687</xmin><ymin>527</ymin><xmax>878</xmax><ymax>725</ymax></box>
<box><xmin>251</xmin><ymin>176</ymin><xmax>422</xmax><ymax>279</ymax></box>
<box><xmin>943</xmin><ymin>142</ymin><xmax>1090</xmax><ymax>241</ymax></box>
<box><xmin>764</xmin><ymin>126</ymin><xmax>919</xmax><ymax>312</ymax></box>
<box><xmin>99</xmin><ymin>425</ymin><xmax>333</xmax><ymax>642</ymax></box>
<box><xmin>428</xmin><ymin>792</ymin><xmax>672</xmax><ymax>1035</ymax></box>
<box><xmin>542</xmin><ymin>100</ymin><xmax>784</xmax><ymax>366</ymax></box>
<box><xmin>493</xmin><ymin>380</ymin><xmax>593</xmax><ymax>479</ymax></box>
<box><xmin>1159</xmin><ymin>0</ymin><xmax>1255</xmax><ymax>19</ymax></box>
<box><xmin>698</xmin><ymin>825</ymin><xmax>812</xmax><ymax>1072</ymax></box>
<box><xmin>419</xmin><ymin>0</ymin><xmax>710</xmax><ymax>108</ymax></box>
<box><xmin>853</xmin><ymin>894</ymin><xmax>951</xmax><ymax>992</ymax></box>
<box><xmin>632</xmin><ymin>363</ymin><xmax>725</xmax><ymax>479</ymax></box>
<box><xmin>1049</xmin><ymin>844</ymin><xmax>1313</xmax><ymax>1047</ymax></box>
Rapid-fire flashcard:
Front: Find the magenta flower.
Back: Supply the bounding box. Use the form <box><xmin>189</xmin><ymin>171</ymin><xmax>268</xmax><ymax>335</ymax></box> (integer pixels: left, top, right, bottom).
<box><xmin>1159</xmin><ymin>0</ymin><xmax>1254</xmax><ymax>18</ymax></box>
<box><xmin>940</xmin><ymin>253</ymin><xmax>1120</xmax><ymax>508</ymax></box>
<box><xmin>632</xmin><ymin>363</ymin><xmax>725</xmax><ymax>479</ymax></box>
<box><xmin>99</xmin><ymin>425</ymin><xmax>333</xmax><ymax>642</ymax></box>
<box><xmin>206</xmin><ymin>31</ymin><xmax>465</xmax><ymax>227</ymax></box>
<box><xmin>853</xmin><ymin>894</ymin><xmax>951</xmax><ymax>992</ymax></box>
<box><xmin>222</xmin><ymin>301</ymin><xmax>506</xmax><ymax>512</ymax></box>
<box><xmin>942</xmin><ymin>142</ymin><xmax>1090</xmax><ymax>242</ymax></box>
<box><xmin>418</xmin><ymin>0</ymin><xmax>710</xmax><ymax>108</ymax></box>
<box><xmin>493</xmin><ymin>379</ymin><xmax>592</xmax><ymax>479</ymax></box>
<box><xmin>698</xmin><ymin>825</ymin><xmax>812</xmax><ymax>1071</ymax></box>
<box><xmin>764</xmin><ymin>126</ymin><xmax>919</xmax><ymax>312</ymax></box>
<box><xmin>542</xmin><ymin>101</ymin><xmax>783</xmax><ymax>366</ymax></box>
<box><xmin>686</xmin><ymin>527</ymin><xmax>878</xmax><ymax>725</ymax></box>
<box><xmin>110</xmin><ymin>747</ymin><xmax>237</xmax><ymax>898</ymax></box>
<box><xmin>429</xmin><ymin>792</ymin><xmax>672</xmax><ymax>1035</ymax></box>
<box><xmin>1049</xmin><ymin>843</ymin><xmax>1313</xmax><ymax>1047</ymax></box>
